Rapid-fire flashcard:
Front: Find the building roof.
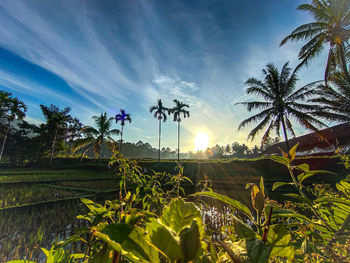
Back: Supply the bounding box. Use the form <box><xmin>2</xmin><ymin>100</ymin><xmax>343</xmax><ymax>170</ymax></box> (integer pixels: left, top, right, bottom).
<box><xmin>264</xmin><ymin>122</ymin><xmax>350</xmax><ymax>154</ymax></box>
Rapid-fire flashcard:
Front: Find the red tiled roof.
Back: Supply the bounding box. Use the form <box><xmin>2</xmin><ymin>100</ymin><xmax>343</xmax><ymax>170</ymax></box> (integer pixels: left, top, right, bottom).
<box><xmin>264</xmin><ymin>122</ymin><xmax>350</xmax><ymax>154</ymax></box>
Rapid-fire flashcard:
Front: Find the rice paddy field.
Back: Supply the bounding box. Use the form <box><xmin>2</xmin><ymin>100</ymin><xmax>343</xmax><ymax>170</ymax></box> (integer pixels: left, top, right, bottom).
<box><xmin>0</xmin><ymin>156</ymin><xmax>347</xmax><ymax>261</ymax></box>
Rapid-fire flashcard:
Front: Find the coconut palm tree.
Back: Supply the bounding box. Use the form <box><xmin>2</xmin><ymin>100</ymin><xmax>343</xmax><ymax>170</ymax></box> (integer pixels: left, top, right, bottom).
<box><xmin>115</xmin><ymin>109</ymin><xmax>132</xmax><ymax>152</ymax></box>
<box><xmin>169</xmin><ymin>99</ymin><xmax>190</xmax><ymax>161</ymax></box>
<box><xmin>237</xmin><ymin>62</ymin><xmax>326</xmax><ymax>151</ymax></box>
<box><xmin>0</xmin><ymin>96</ymin><xmax>27</xmax><ymax>160</ymax></box>
<box><xmin>72</xmin><ymin>113</ymin><xmax>120</xmax><ymax>160</ymax></box>
<box><xmin>150</xmin><ymin>99</ymin><xmax>169</xmax><ymax>161</ymax></box>
<box><xmin>309</xmin><ymin>72</ymin><xmax>350</xmax><ymax>122</ymax></box>
<box><xmin>40</xmin><ymin>105</ymin><xmax>72</xmax><ymax>166</ymax></box>
<box><xmin>280</xmin><ymin>0</ymin><xmax>350</xmax><ymax>82</ymax></box>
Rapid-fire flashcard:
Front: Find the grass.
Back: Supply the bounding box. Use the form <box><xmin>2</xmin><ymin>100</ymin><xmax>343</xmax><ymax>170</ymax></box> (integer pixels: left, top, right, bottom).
<box><xmin>0</xmin><ymin>169</ymin><xmax>113</xmax><ymax>183</ymax></box>
<box><xmin>0</xmin><ymin>184</ymin><xmax>84</xmax><ymax>209</ymax></box>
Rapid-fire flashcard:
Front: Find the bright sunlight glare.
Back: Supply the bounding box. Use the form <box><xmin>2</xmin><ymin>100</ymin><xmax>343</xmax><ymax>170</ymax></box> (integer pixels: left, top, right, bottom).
<box><xmin>194</xmin><ymin>132</ymin><xmax>209</xmax><ymax>151</ymax></box>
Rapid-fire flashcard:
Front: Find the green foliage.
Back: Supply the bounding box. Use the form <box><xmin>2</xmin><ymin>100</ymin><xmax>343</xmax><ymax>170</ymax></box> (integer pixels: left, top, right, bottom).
<box><xmin>8</xmin><ymin>146</ymin><xmax>350</xmax><ymax>262</ymax></box>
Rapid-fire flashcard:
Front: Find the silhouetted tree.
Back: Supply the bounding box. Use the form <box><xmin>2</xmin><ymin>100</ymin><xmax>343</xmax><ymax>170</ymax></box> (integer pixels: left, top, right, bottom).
<box><xmin>150</xmin><ymin>99</ymin><xmax>169</xmax><ymax>161</ymax></box>
<box><xmin>115</xmin><ymin>109</ymin><xmax>132</xmax><ymax>152</ymax></box>
<box><xmin>281</xmin><ymin>0</ymin><xmax>350</xmax><ymax>82</ymax></box>
<box><xmin>0</xmin><ymin>92</ymin><xmax>27</xmax><ymax>160</ymax></box>
<box><xmin>40</xmin><ymin>104</ymin><xmax>72</xmax><ymax>166</ymax></box>
<box><xmin>169</xmin><ymin>99</ymin><xmax>190</xmax><ymax>161</ymax></box>
<box><xmin>237</xmin><ymin>62</ymin><xmax>325</xmax><ymax>151</ymax></box>
<box><xmin>73</xmin><ymin>113</ymin><xmax>119</xmax><ymax>160</ymax></box>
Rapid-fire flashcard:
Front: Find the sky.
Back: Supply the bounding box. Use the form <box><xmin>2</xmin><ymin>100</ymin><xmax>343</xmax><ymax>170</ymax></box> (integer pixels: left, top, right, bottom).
<box><xmin>0</xmin><ymin>0</ymin><xmax>328</xmax><ymax>152</ymax></box>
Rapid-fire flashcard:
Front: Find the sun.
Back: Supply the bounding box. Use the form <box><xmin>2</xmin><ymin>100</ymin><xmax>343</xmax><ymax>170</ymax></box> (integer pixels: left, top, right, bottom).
<box><xmin>194</xmin><ymin>132</ymin><xmax>209</xmax><ymax>151</ymax></box>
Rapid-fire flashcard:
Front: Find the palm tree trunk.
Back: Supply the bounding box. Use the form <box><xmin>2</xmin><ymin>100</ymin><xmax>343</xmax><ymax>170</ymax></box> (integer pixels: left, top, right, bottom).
<box><xmin>177</xmin><ymin>121</ymin><xmax>180</xmax><ymax>162</ymax></box>
<box><xmin>158</xmin><ymin>119</ymin><xmax>161</xmax><ymax>161</ymax></box>
<box><xmin>49</xmin><ymin>128</ymin><xmax>58</xmax><ymax>166</ymax></box>
<box><xmin>120</xmin><ymin>125</ymin><xmax>124</xmax><ymax>152</ymax></box>
<box><xmin>281</xmin><ymin>116</ymin><xmax>290</xmax><ymax>152</ymax></box>
<box><xmin>338</xmin><ymin>43</ymin><xmax>350</xmax><ymax>83</ymax></box>
<box><xmin>0</xmin><ymin>120</ymin><xmax>11</xmax><ymax>161</ymax></box>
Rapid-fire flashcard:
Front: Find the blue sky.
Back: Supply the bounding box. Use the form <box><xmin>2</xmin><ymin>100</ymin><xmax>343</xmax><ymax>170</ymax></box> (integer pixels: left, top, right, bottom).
<box><xmin>0</xmin><ymin>0</ymin><xmax>327</xmax><ymax>151</ymax></box>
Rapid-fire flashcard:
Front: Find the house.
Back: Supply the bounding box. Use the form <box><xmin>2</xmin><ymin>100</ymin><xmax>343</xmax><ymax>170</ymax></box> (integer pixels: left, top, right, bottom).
<box><xmin>264</xmin><ymin>122</ymin><xmax>350</xmax><ymax>156</ymax></box>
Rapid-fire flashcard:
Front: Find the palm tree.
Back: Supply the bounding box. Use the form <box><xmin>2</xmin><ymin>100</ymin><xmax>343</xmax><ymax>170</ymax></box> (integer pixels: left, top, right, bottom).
<box><xmin>115</xmin><ymin>109</ymin><xmax>132</xmax><ymax>152</ymax></box>
<box><xmin>280</xmin><ymin>0</ymin><xmax>350</xmax><ymax>82</ymax></box>
<box><xmin>237</xmin><ymin>62</ymin><xmax>326</xmax><ymax>151</ymax></box>
<box><xmin>309</xmin><ymin>72</ymin><xmax>350</xmax><ymax>122</ymax></box>
<box><xmin>0</xmin><ymin>96</ymin><xmax>27</xmax><ymax>160</ymax></box>
<box><xmin>150</xmin><ymin>99</ymin><xmax>169</xmax><ymax>161</ymax></box>
<box><xmin>169</xmin><ymin>99</ymin><xmax>190</xmax><ymax>161</ymax></box>
<box><xmin>40</xmin><ymin>105</ymin><xmax>72</xmax><ymax>166</ymax></box>
<box><xmin>72</xmin><ymin>113</ymin><xmax>120</xmax><ymax>159</ymax></box>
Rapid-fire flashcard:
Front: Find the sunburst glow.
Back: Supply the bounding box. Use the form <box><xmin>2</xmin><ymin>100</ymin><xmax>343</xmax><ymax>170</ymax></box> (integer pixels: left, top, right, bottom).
<box><xmin>194</xmin><ymin>132</ymin><xmax>209</xmax><ymax>151</ymax></box>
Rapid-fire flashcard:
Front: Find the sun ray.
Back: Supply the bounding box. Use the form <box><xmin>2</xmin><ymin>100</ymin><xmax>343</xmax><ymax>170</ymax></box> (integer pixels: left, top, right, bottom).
<box><xmin>194</xmin><ymin>132</ymin><xmax>209</xmax><ymax>151</ymax></box>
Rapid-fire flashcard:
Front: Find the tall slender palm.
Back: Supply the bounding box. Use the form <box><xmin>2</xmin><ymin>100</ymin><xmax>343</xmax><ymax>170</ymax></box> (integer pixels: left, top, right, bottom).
<box><xmin>237</xmin><ymin>62</ymin><xmax>326</xmax><ymax>151</ymax></box>
<box><xmin>169</xmin><ymin>99</ymin><xmax>190</xmax><ymax>161</ymax></box>
<box><xmin>280</xmin><ymin>0</ymin><xmax>350</xmax><ymax>82</ymax></box>
<box><xmin>72</xmin><ymin>113</ymin><xmax>120</xmax><ymax>159</ymax></box>
<box><xmin>150</xmin><ymin>99</ymin><xmax>169</xmax><ymax>161</ymax></box>
<box><xmin>115</xmin><ymin>109</ymin><xmax>132</xmax><ymax>152</ymax></box>
<box><xmin>310</xmin><ymin>72</ymin><xmax>350</xmax><ymax>122</ymax></box>
<box><xmin>40</xmin><ymin>105</ymin><xmax>72</xmax><ymax>166</ymax></box>
<box><xmin>0</xmin><ymin>96</ymin><xmax>27</xmax><ymax>160</ymax></box>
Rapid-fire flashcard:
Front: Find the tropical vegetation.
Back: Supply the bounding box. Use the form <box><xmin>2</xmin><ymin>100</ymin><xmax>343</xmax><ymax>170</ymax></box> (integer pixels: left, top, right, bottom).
<box><xmin>150</xmin><ymin>99</ymin><xmax>169</xmax><ymax>161</ymax></box>
<box><xmin>72</xmin><ymin>113</ymin><xmax>120</xmax><ymax>159</ymax></box>
<box><xmin>115</xmin><ymin>109</ymin><xmax>132</xmax><ymax>151</ymax></box>
<box><xmin>237</xmin><ymin>62</ymin><xmax>325</xmax><ymax>151</ymax></box>
<box><xmin>280</xmin><ymin>0</ymin><xmax>350</xmax><ymax>82</ymax></box>
<box><xmin>169</xmin><ymin>99</ymin><xmax>190</xmax><ymax>161</ymax></box>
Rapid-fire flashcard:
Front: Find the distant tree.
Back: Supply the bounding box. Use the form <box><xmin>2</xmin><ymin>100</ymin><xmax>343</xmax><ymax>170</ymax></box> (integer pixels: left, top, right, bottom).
<box><xmin>40</xmin><ymin>104</ymin><xmax>72</xmax><ymax>166</ymax></box>
<box><xmin>73</xmin><ymin>113</ymin><xmax>119</xmax><ymax>160</ymax></box>
<box><xmin>0</xmin><ymin>93</ymin><xmax>27</xmax><ymax>160</ymax></box>
<box><xmin>231</xmin><ymin>142</ymin><xmax>249</xmax><ymax>158</ymax></box>
<box><xmin>237</xmin><ymin>62</ymin><xmax>325</xmax><ymax>151</ymax></box>
<box><xmin>150</xmin><ymin>99</ymin><xmax>169</xmax><ymax>161</ymax></box>
<box><xmin>66</xmin><ymin>117</ymin><xmax>83</xmax><ymax>152</ymax></box>
<box><xmin>169</xmin><ymin>99</ymin><xmax>190</xmax><ymax>161</ymax></box>
<box><xmin>225</xmin><ymin>144</ymin><xmax>231</xmax><ymax>155</ymax></box>
<box><xmin>281</xmin><ymin>0</ymin><xmax>350</xmax><ymax>82</ymax></box>
<box><xmin>5</xmin><ymin>120</ymin><xmax>39</xmax><ymax>166</ymax></box>
<box><xmin>115</xmin><ymin>109</ymin><xmax>132</xmax><ymax>152</ymax></box>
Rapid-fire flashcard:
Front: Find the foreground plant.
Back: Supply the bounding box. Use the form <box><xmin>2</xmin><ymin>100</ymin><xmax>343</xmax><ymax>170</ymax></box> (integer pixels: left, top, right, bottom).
<box><xmin>9</xmin><ymin>146</ymin><xmax>350</xmax><ymax>262</ymax></box>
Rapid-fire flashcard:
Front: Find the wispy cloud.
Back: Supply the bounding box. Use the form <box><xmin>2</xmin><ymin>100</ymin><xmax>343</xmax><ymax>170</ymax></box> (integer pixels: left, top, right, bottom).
<box><xmin>0</xmin><ymin>0</ymin><xmax>327</xmax><ymax>151</ymax></box>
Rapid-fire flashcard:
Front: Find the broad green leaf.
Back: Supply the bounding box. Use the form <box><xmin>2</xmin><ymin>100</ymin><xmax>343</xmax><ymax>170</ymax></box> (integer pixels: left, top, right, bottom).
<box><xmin>284</xmin><ymin>193</ymin><xmax>313</xmax><ymax>207</ymax></box>
<box><xmin>146</xmin><ymin>218</ymin><xmax>181</xmax><ymax>261</ymax></box>
<box><xmin>267</xmin><ymin>224</ymin><xmax>293</xmax><ymax>258</ymax></box>
<box><xmin>288</xmin><ymin>143</ymin><xmax>299</xmax><ymax>161</ymax></box>
<box><xmin>180</xmin><ymin>220</ymin><xmax>201</xmax><ymax>262</ymax></box>
<box><xmin>231</xmin><ymin>217</ymin><xmax>256</xmax><ymax>239</ymax></box>
<box><xmin>192</xmin><ymin>192</ymin><xmax>253</xmax><ymax>220</ymax></box>
<box><xmin>88</xmin><ymin>244</ymin><xmax>113</xmax><ymax>263</ymax></box>
<box><xmin>272</xmin><ymin>182</ymin><xmax>293</xmax><ymax>191</ymax></box>
<box><xmin>270</xmin><ymin>156</ymin><xmax>290</xmax><ymax>167</ymax></box>
<box><xmin>314</xmin><ymin>197</ymin><xmax>350</xmax><ymax>207</ymax></box>
<box><xmin>161</xmin><ymin>198</ymin><xmax>204</xmax><ymax>235</ymax></box>
<box><xmin>269</xmin><ymin>206</ymin><xmax>311</xmax><ymax>223</ymax></box>
<box><xmin>260</xmin><ymin>177</ymin><xmax>265</xmax><ymax>196</ymax></box>
<box><xmin>94</xmin><ymin>223</ymin><xmax>159</xmax><ymax>263</ymax></box>
<box><xmin>297</xmin><ymin>170</ymin><xmax>336</xmax><ymax>184</ymax></box>
<box><xmin>336</xmin><ymin>180</ymin><xmax>350</xmax><ymax>195</ymax></box>
<box><xmin>246</xmin><ymin>238</ymin><xmax>271</xmax><ymax>263</ymax></box>
<box><xmin>294</xmin><ymin>163</ymin><xmax>309</xmax><ymax>172</ymax></box>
